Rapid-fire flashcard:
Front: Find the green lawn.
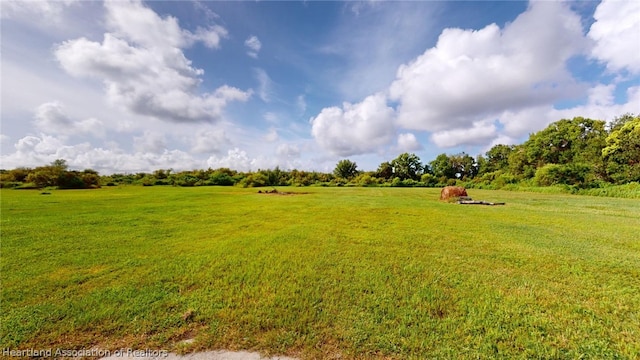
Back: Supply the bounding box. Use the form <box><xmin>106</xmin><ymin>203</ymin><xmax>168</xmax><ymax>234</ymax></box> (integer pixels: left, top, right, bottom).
<box><xmin>1</xmin><ymin>186</ymin><xmax>639</xmax><ymax>359</ymax></box>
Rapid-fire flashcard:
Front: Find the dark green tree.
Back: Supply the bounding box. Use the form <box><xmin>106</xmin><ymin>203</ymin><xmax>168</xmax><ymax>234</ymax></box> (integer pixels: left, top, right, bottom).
<box><xmin>450</xmin><ymin>152</ymin><xmax>478</xmax><ymax>179</ymax></box>
<box><xmin>333</xmin><ymin>159</ymin><xmax>358</xmax><ymax>179</ymax></box>
<box><xmin>430</xmin><ymin>153</ymin><xmax>456</xmax><ymax>179</ymax></box>
<box><xmin>478</xmin><ymin>144</ymin><xmax>514</xmax><ymax>175</ymax></box>
<box><xmin>391</xmin><ymin>153</ymin><xmax>422</xmax><ymax>180</ymax></box>
<box><xmin>375</xmin><ymin>161</ymin><xmax>394</xmax><ymax>180</ymax></box>
<box><xmin>510</xmin><ymin>117</ymin><xmax>607</xmax><ymax>182</ymax></box>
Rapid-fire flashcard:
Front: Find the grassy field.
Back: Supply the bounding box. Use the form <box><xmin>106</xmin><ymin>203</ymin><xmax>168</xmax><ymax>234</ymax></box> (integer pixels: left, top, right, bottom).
<box><xmin>1</xmin><ymin>186</ymin><xmax>639</xmax><ymax>359</ymax></box>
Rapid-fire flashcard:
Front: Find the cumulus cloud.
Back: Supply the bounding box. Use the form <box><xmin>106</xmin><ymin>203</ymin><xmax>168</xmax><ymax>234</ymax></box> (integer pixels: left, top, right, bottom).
<box><xmin>206</xmin><ymin>148</ymin><xmax>254</xmax><ymax>171</ymax></box>
<box><xmin>396</xmin><ymin>133</ymin><xmax>423</xmax><ymax>152</ymax></box>
<box><xmin>276</xmin><ymin>143</ymin><xmax>300</xmax><ymax>158</ymax></box>
<box><xmin>389</xmin><ymin>1</ymin><xmax>586</xmax><ymax>133</ymax></box>
<box><xmin>310</xmin><ymin>93</ymin><xmax>395</xmax><ymax>156</ymax></box>
<box><xmin>2</xmin><ymin>133</ymin><xmax>203</xmax><ymax>173</ymax></box>
<box><xmin>244</xmin><ymin>35</ymin><xmax>262</xmax><ymax>58</ymax></box>
<box><xmin>133</xmin><ymin>131</ymin><xmax>166</xmax><ymax>153</ymax></box>
<box><xmin>430</xmin><ymin>120</ymin><xmax>497</xmax><ymax>148</ymax></box>
<box><xmin>1</xmin><ymin>0</ymin><xmax>78</xmax><ymax>21</ymax></box>
<box><xmin>190</xmin><ymin>128</ymin><xmax>230</xmax><ymax>154</ymax></box>
<box><xmin>588</xmin><ymin>0</ymin><xmax>640</xmax><ymax>74</ymax></box>
<box><xmin>54</xmin><ymin>0</ymin><xmax>249</xmax><ymax>123</ymax></box>
<box><xmin>552</xmin><ymin>85</ymin><xmax>640</xmax><ymax>124</ymax></box>
<box><xmin>496</xmin><ymin>84</ymin><xmax>640</xmax><ymax>138</ymax></box>
<box><xmin>34</xmin><ymin>101</ymin><xmax>104</xmax><ymax>137</ymax></box>
<box><xmin>105</xmin><ymin>0</ymin><xmax>227</xmax><ymax>49</ymax></box>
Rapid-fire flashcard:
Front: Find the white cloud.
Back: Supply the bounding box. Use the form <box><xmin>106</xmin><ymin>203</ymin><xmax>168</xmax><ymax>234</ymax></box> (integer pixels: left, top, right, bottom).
<box><xmin>133</xmin><ymin>131</ymin><xmax>166</xmax><ymax>153</ymax></box>
<box><xmin>588</xmin><ymin>0</ymin><xmax>640</xmax><ymax>75</ymax></box>
<box><xmin>2</xmin><ymin>133</ymin><xmax>204</xmax><ymax>173</ymax></box>
<box><xmin>193</xmin><ymin>1</ymin><xmax>220</xmax><ymax>22</ymax></box>
<box><xmin>389</xmin><ymin>1</ymin><xmax>586</xmax><ymax>133</ymax></box>
<box><xmin>496</xmin><ymin>84</ymin><xmax>640</xmax><ymax>139</ymax></box>
<box><xmin>244</xmin><ymin>35</ymin><xmax>262</xmax><ymax>58</ymax></box>
<box><xmin>276</xmin><ymin>144</ymin><xmax>300</xmax><ymax>158</ymax></box>
<box><xmin>34</xmin><ymin>101</ymin><xmax>104</xmax><ymax>137</ymax></box>
<box><xmin>1</xmin><ymin>0</ymin><xmax>78</xmax><ymax>22</ymax></box>
<box><xmin>190</xmin><ymin>128</ymin><xmax>230</xmax><ymax>154</ymax></box>
<box><xmin>14</xmin><ymin>134</ymin><xmax>65</xmax><ymax>157</ymax></box>
<box><xmin>54</xmin><ymin>0</ymin><xmax>249</xmax><ymax>124</ymax></box>
<box><xmin>551</xmin><ymin>85</ymin><xmax>640</xmax><ymax>124</ymax></box>
<box><xmin>206</xmin><ymin>148</ymin><xmax>253</xmax><ymax>172</ymax></box>
<box><xmin>430</xmin><ymin>120</ymin><xmax>497</xmax><ymax>148</ymax></box>
<box><xmin>310</xmin><ymin>93</ymin><xmax>395</xmax><ymax>156</ymax></box>
<box><xmin>105</xmin><ymin>0</ymin><xmax>226</xmax><ymax>49</ymax></box>
<box><xmin>254</xmin><ymin>68</ymin><xmax>273</xmax><ymax>102</ymax></box>
<box><xmin>396</xmin><ymin>133</ymin><xmax>422</xmax><ymax>152</ymax></box>
<box><xmin>485</xmin><ymin>135</ymin><xmax>519</xmax><ymax>152</ymax></box>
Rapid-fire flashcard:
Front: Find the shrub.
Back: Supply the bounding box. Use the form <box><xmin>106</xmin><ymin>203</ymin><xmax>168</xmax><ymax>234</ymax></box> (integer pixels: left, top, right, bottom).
<box><xmin>420</xmin><ymin>173</ymin><xmax>438</xmax><ymax>187</ymax></box>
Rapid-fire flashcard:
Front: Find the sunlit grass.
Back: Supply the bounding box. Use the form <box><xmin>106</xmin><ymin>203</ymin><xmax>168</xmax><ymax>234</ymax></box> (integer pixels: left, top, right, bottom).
<box><xmin>1</xmin><ymin>186</ymin><xmax>639</xmax><ymax>358</ymax></box>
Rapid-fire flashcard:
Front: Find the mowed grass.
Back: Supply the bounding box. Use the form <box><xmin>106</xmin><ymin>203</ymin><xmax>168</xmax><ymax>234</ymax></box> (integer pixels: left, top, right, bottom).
<box><xmin>1</xmin><ymin>186</ymin><xmax>639</xmax><ymax>359</ymax></box>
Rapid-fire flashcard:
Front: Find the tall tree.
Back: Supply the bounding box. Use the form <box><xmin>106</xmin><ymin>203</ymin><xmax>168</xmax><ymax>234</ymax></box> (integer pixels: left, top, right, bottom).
<box><xmin>333</xmin><ymin>159</ymin><xmax>358</xmax><ymax>179</ymax></box>
<box><xmin>391</xmin><ymin>153</ymin><xmax>422</xmax><ymax>180</ymax></box>
<box><xmin>510</xmin><ymin>117</ymin><xmax>607</xmax><ymax>180</ymax></box>
<box><xmin>375</xmin><ymin>161</ymin><xmax>394</xmax><ymax>180</ymax></box>
<box><xmin>602</xmin><ymin>116</ymin><xmax>640</xmax><ymax>183</ymax></box>
<box><xmin>430</xmin><ymin>153</ymin><xmax>456</xmax><ymax>179</ymax></box>
<box><xmin>450</xmin><ymin>152</ymin><xmax>478</xmax><ymax>179</ymax></box>
<box><xmin>479</xmin><ymin>144</ymin><xmax>514</xmax><ymax>175</ymax></box>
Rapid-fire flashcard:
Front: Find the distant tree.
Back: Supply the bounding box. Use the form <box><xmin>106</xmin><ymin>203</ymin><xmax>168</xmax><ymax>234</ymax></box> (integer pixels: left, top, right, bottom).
<box><xmin>334</xmin><ymin>159</ymin><xmax>358</xmax><ymax>179</ymax></box>
<box><xmin>153</xmin><ymin>169</ymin><xmax>172</xmax><ymax>179</ymax></box>
<box><xmin>259</xmin><ymin>167</ymin><xmax>287</xmax><ymax>186</ymax></box>
<box><xmin>81</xmin><ymin>169</ymin><xmax>101</xmax><ymax>188</ymax></box>
<box><xmin>528</xmin><ymin>117</ymin><xmax>606</xmax><ymax>165</ymax></box>
<box><xmin>51</xmin><ymin>159</ymin><xmax>68</xmax><ymax>170</ymax></box>
<box><xmin>430</xmin><ymin>153</ymin><xmax>456</xmax><ymax>179</ymax></box>
<box><xmin>375</xmin><ymin>161</ymin><xmax>394</xmax><ymax>180</ymax></box>
<box><xmin>6</xmin><ymin>167</ymin><xmax>31</xmax><ymax>182</ymax></box>
<box><xmin>607</xmin><ymin>113</ymin><xmax>637</xmax><ymax>132</ymax></box>
<box><xmin>391</xmin><ymin>153</ymin><xmax>422</xmax><ymax>180</ymax></box>
<box><xmin>478</xmin><ymin>144</ymin><xmax>514</xmax><ymax>175</ymax></box>
<box><xmin>602</xmin><ymin>116</ymin><xmax>640</xmax><ymax>183</ymax></box>
<box><xmin>450</xmin><ymin>152</ymin><xmax>478</xmax><ymax>179</ymax></box>
<box><xmin>510</xmin><ymin>117</ymin><xmax>607</xmax><ymax>181</ymax></box>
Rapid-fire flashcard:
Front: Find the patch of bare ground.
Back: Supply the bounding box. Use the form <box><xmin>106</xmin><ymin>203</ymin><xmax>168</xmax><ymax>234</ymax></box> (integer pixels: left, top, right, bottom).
<box><xmin>257</xmin><ymin>189</ymin><xmax>308</xmax><ymax>195</ymax></box>
<box><xmin>100</xmin><ymin>350</ymin><xmax>297</xmax><ymax>360</ymax></box>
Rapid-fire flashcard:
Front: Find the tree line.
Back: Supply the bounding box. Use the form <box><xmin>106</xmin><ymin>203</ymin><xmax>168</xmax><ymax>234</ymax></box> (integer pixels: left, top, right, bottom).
<box><xmin>1</xmin><ymin>114</ymin><xmax>638</xmax><ymax>193</ymax></box>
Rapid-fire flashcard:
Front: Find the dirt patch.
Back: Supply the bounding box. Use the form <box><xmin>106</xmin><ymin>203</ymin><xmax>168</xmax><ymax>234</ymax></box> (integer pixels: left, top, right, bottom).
<box><xmin>257</xmin><ymin>189</ymin><xmax>308</xmax><ymax>196</ymax></box>
<box><xmin>100</xmin><ymin>350</ymin><xmax>297</xmax><ymax>360</ymax></box>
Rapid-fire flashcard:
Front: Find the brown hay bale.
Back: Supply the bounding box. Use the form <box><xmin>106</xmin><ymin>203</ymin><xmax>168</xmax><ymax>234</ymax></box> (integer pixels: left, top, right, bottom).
<box><xmin>440</xmin><ymin>186</ymin><xmax>468</xmax><ymax>201</ymax></box>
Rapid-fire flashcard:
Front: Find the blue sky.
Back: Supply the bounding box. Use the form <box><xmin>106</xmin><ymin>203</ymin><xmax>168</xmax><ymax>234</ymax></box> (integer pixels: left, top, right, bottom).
<box><xmin>1</xmin><ymin>0</ymin><xmax>638</xmax><ymax>174</ymax></box>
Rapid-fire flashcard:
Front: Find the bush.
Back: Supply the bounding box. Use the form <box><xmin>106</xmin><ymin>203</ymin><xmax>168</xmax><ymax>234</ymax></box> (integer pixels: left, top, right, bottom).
<box><xmin>238</xmin><ymin>173</ymin><xmax>268</xmax><ymax>187</ymax></box>
<box><xmin>534</xmin><ymin>163</ymin><xmax>591</xmax><ymax>187</ymax></box>
<box><xmin>208</xmin><ymin>172</ymin><xmax>236</xmax><ymax>186</ymax></box>
<box><xmin>420</xmin><ymin>173</ymin><xmax>438</xmax><ymax>187</ymax></box>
